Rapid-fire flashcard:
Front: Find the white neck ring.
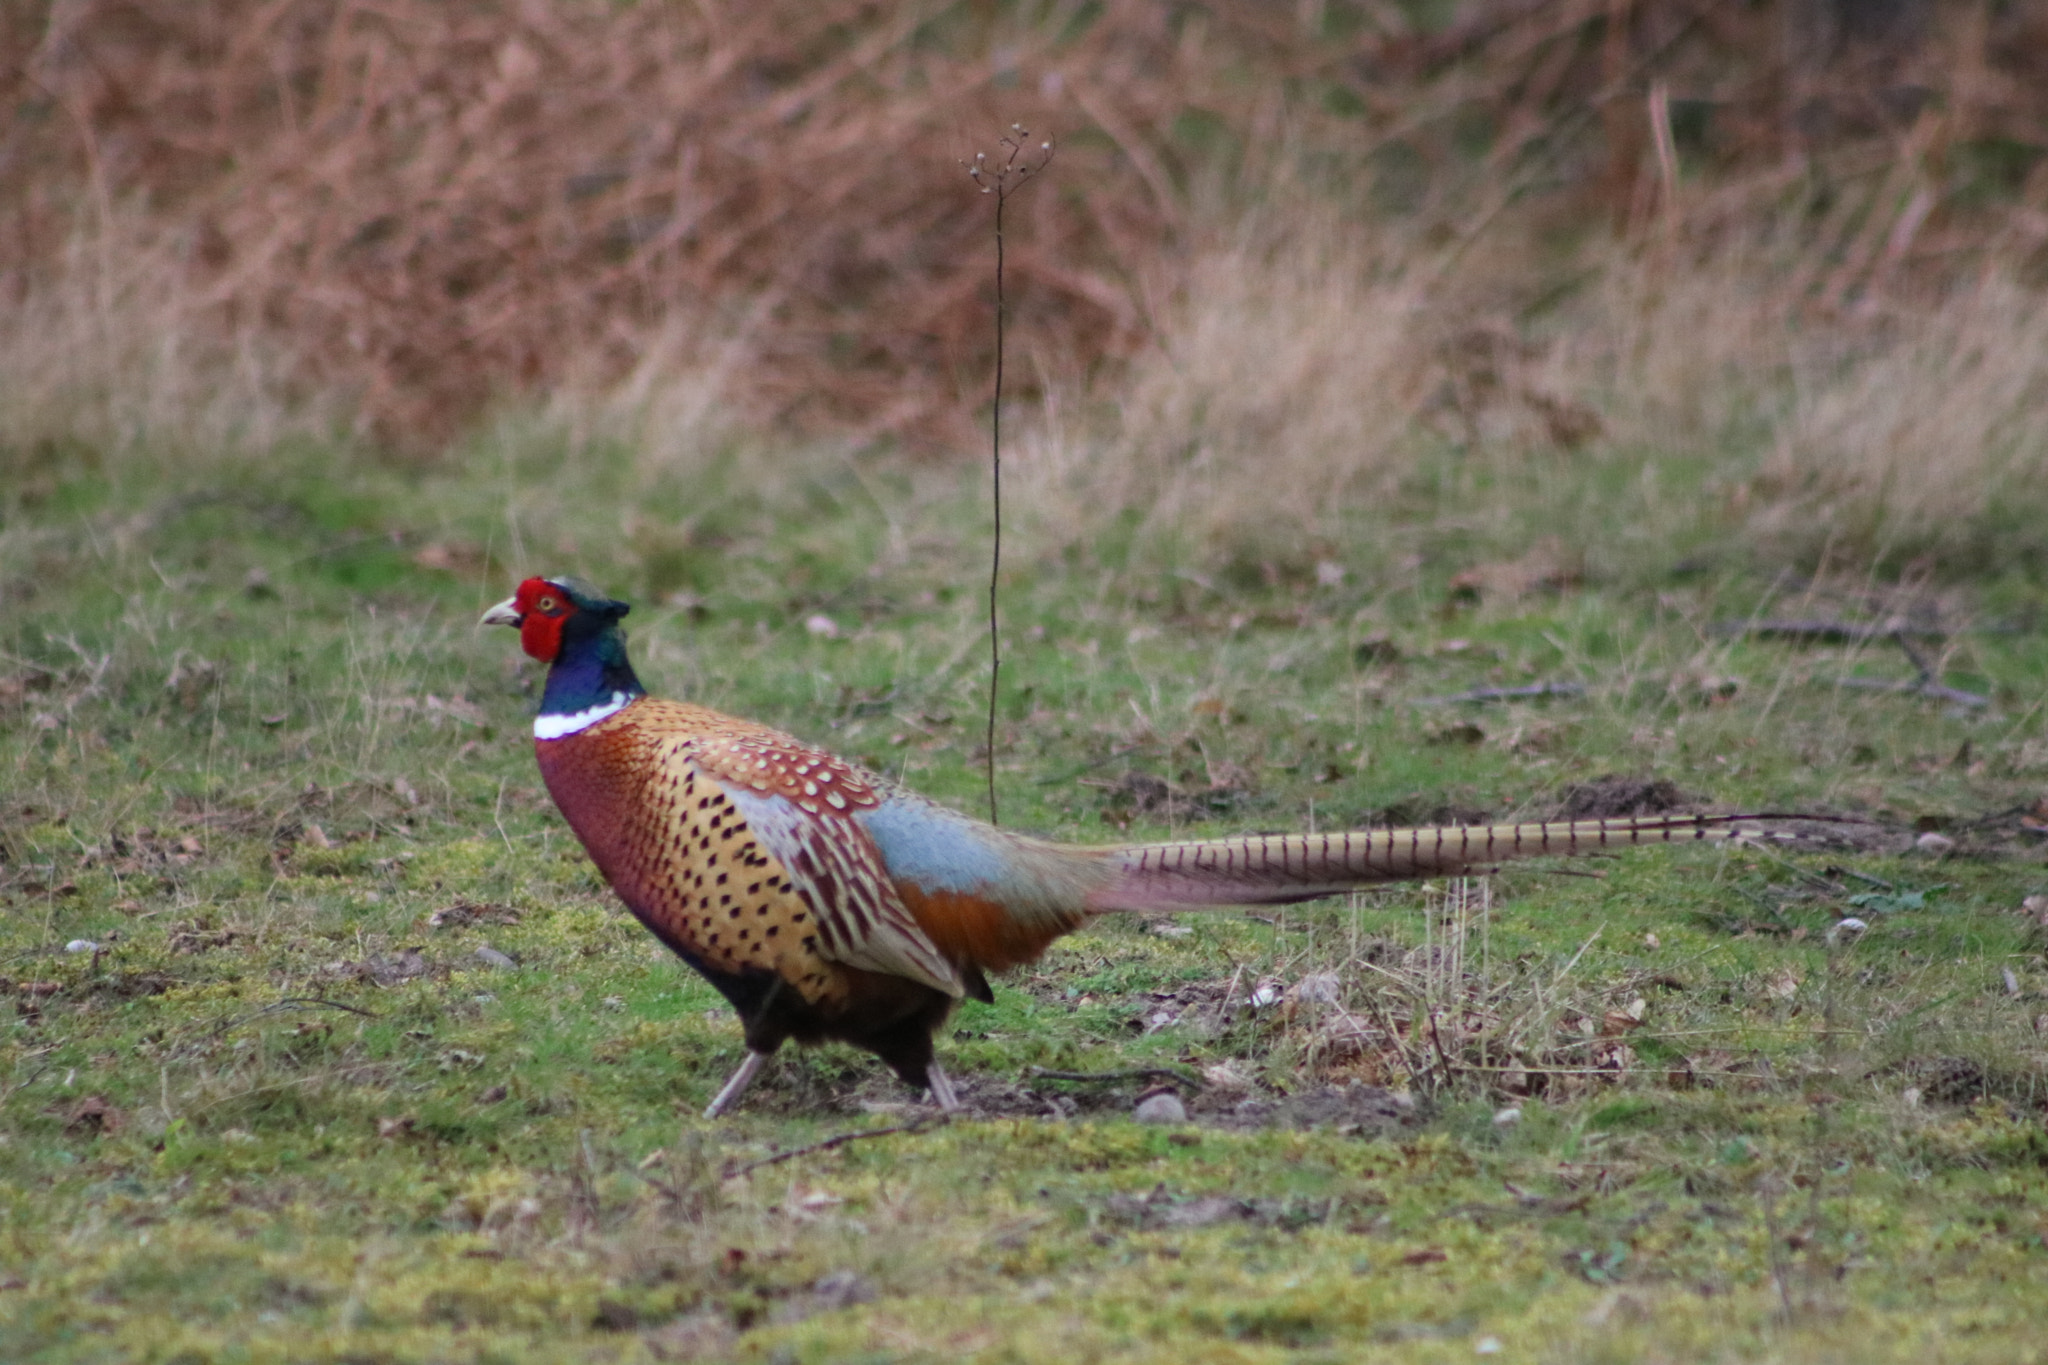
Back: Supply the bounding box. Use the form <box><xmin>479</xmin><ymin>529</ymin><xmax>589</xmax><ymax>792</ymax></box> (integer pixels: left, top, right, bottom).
<box><xmin>534</xmin><ymin>692</ymin><xmax>632</xmax><ymax>740</ymax></box>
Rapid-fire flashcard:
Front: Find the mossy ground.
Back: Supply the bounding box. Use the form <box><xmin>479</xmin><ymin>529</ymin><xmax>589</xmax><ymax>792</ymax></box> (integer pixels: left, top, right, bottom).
<box><xmin>4</xmin><ymin>442</ymin><xmax>2047</xmax><ymax>1363</ymax></box>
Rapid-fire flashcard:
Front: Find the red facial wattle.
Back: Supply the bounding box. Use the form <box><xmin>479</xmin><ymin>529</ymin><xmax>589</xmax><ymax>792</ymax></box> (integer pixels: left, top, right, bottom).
<box><xmin>513</xmin><ymin>578</ymin><xmax>575</xmax><ymax>662</ymax></box>
<box><xmin>519</xmin><ymin>611</ymin><xmax>567</xmax><ymax>662</ymax></box>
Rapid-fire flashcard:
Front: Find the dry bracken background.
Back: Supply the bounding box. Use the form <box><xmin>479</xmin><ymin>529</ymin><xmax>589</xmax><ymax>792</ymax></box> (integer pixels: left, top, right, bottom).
<box><xmin>5</xmin><ymin>0</ymin><xmax>2048</xmax><ymax>568</ymax></box>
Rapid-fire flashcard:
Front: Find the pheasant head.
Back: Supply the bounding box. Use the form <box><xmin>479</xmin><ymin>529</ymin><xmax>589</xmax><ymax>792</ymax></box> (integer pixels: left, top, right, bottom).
<box><xmin>482</xmin><ymin>576</ymin><xmax>645</xmax><ymax>737</ymax></box>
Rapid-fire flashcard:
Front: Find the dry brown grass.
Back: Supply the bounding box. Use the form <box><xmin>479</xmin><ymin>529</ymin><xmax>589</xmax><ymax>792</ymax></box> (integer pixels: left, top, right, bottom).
<box><xmin>1753</xmin><ymin>271</ymin><xmax>2048</xmax><ymax>565</ymax></box>
<box><xmin>0</xmin><ymin>213</ymin><xmax>327</xmax><ymax>484</ymax></box>
<box><xmin>5</xmin><ymin>2</ymin><xmax>2048</xmax><ymax>571</ymax></box>
<box><xmin>4</xmin><ymin>0</ymin><xmax>1240</xmax><ymax>451</ymax></box>
<box><xmin>1006</xmin><ymin>210</ymin><xmax>1424</xmax><ymax>569</ymax></box>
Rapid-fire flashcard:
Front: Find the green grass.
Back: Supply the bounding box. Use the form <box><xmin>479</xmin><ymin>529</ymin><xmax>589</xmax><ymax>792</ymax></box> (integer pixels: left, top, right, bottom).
<box><xmin>4</xmin><ymin>436</ymin><xmax>2048</xmax><ymax>1363</ymax></box>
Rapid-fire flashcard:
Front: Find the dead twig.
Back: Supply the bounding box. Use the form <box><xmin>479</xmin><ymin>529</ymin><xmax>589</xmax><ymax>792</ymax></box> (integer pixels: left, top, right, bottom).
<box><xmin>1412</xmin><ymin>681</ymin><xmax>1586</xmax><ymax>706</ymax></box>
<box><xmin>1714</xmin><ymin>618</ymin><xmax>1989</xmax><ymax>707</ymax></box>
<box><xmin>721</xmin><ymin>1114</ymin><xmax>950</xmax><ymax>1181</ymax></box>
<box><xmin>1712</xmin><ymin>619</ymin><xmax>1949</xmax><ymax>643</ymax></box>
<box><xmin>1028</xmin><ymin>1066</ymin><xmax>1203</xmax><ymax>1089</ymax></box>
<box><xmin>966</xmin><ymin>126</ymin><xmax>1055</xmax><ymax>826</ymax></box>
<box><xmin>0</xmin><ymin>1060</ymin><xmax>56</xmax><ymax>1108</ymax></box>
<box><xmin>1830</xmin><ymin>677</ymin><xmax>1988</xmax><ymax>709</ymax></box>
<box><xmin>214</xmin><ymin>996</ymin><xmax>381</xmax><ymax>1036</ymax></box>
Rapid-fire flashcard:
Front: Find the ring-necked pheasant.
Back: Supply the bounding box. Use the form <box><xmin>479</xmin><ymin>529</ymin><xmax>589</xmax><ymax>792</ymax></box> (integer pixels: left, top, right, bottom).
<box><xmin>485</xmin><ymin>575</ymin><xmax>1766</xmax><ymax>1117</ymax></box>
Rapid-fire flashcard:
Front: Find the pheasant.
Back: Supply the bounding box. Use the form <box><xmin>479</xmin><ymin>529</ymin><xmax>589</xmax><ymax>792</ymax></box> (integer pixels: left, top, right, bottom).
<box><xmin>485</xmin><ymin>575</ymin><xmax>1767</xmax><ymax>1117</ymax></box>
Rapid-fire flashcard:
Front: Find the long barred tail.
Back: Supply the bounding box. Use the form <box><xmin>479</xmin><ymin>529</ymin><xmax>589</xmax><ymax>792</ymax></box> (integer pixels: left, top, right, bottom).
<box><xmin>1083</xmin><ymin>813</ymin><xmax>1755</xmax><ymax>912</ymax></box>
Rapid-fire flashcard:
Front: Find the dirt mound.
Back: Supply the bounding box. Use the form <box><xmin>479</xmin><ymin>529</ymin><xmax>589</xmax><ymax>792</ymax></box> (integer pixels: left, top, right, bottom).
<box><xmin>1554</xmin><ymin>775</ymin><xmax>1692</xmax><ymax>820</ymax></box>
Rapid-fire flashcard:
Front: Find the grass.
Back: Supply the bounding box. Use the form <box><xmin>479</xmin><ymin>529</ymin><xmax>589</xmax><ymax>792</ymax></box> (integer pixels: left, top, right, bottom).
<box><xmin>4</xmin><ymin>434</ymin><xmax>2047</xmax><ymax>1363</ymax></box>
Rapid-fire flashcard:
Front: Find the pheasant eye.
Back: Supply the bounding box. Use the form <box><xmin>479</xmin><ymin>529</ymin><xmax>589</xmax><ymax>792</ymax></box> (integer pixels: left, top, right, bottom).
<box><xmin>536</xmin><ymin>595</ymin><xmax>560</xmax><ymax>613</ymax></box>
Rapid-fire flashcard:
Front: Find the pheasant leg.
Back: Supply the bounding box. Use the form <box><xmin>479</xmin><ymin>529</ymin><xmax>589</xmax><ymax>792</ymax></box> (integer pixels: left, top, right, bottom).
<box><xmin>925</xmin><ymin>1061</ymin><xmax>961</xmax><ymax>1113</ymax></box>
<box><xmin>703</xmin><ymin>1050</ymin><xmax>770</xmax><ymax>1118</ymax></box>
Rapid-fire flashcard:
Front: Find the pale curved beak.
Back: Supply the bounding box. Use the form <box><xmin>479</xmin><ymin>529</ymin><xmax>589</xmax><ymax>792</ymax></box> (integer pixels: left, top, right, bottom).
<box><xmin>480</xmin><ymin>596</ymin><xmax>522</xmax><ymax>628</ymax></box>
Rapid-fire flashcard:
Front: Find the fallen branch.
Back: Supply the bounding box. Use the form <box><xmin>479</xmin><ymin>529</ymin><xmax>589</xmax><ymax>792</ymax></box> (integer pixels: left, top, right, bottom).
<box><xmin>1712</xmin><ymin>619</ymin><xmax>1949</xmax><ymax>643</ymax></box>
<box><xmin>215</xmin><ymin>995</ymin><xmax>382</xmax><ymax>1037</ymax></box>
<box><xmin>0</xmin><ymin>1060</ymin><xmax>55</xmax><ymax>1108</ymax></box>
<box><xmin>268</xmin><ymin>995</ymin><xmax>382</xmax><ymax>1017</ymax></box>
<box><xmin>1412</xmin><ymin>681</ymin><xmax>1585</xmax><ymax>706</ymax></box>
<box><xmin>1029</xmin><ymin>1066</ymin><xmax>1203</xmax><ymax>1089</ymax></box>
<box><xmin>1717</xmin><ymin>617</ymin><xmax>1990</xmax><ymax>707</ymax></box>
<box><xmin>1831</xmin><ymin>677</ymin><xmax>1988</xmax><ymax>709</ymax></box>
<box><xmin>721</xmin><ymin>1114</ymin><xmax>949</xmax><ymax>1180</ymax></box>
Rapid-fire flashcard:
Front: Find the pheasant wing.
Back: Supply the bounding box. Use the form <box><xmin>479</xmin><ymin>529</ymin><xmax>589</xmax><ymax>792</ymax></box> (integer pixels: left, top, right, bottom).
<box><xmin>719</xmin><ymin>782</ymin><xmax>964</xmax><ymax>996</ymax></box>
<box><xmin>669</xmin><ymin>705</ymin><xmax>964</xmax><ymax>998</ymax></box>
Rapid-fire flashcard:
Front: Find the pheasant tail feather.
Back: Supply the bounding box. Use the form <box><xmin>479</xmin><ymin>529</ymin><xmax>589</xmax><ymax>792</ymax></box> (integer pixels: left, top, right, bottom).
<box><xmin>1086</xmin><ymin>814</ymin><xmax>1747</xmax><ymax>912</ymax></box>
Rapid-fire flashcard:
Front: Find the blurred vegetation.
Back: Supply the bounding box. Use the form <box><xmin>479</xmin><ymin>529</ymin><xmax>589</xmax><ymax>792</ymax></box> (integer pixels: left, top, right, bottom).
<box><xmin>3</xmin><ymin>2</ymin><xmax>2047</xmax><ymax>574</ymax></box>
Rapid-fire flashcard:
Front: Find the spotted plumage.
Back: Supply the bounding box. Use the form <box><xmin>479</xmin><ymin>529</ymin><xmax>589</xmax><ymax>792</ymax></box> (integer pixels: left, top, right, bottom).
<box><xmin>485</xmin><ymin>575</ymin><xmax>1781</xmax><ymax>1117</ymax></box>
<box><xmin>535</xmin><ymin>698</ymin><xmax>955</xmax><ymax>1004</ymax></box>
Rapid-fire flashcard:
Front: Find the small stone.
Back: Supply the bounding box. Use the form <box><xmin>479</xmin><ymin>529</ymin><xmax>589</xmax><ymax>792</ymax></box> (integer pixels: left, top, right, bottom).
<box><xmin>804</xmin><ymin>614</ymin><xmax>842</xmax><ymax>639</ymax></box>
<box><xmin>768</xmin><ymin>1270</ymin><xmax>878</xmax><ymax>1326</ymax></box>
<box><xmin>63</xmin><ymin>940</ymin><xmax>98</xmax><ymax>954</ymax></box>
<box><xmin>1492</xmin><ymin>1106</ymin><xmax>1522</xmax><ymax>1128</ymax></box>
<box><xmin>1915</xmin><ymin>832</ymin><xmax>1955</xmax><ymax>856</ymax></box>
<box><xmin>1902</xmin><ymin>1086</ymin><xmax>1923</xmax><ymax>1108</ymax></box>
<box><xmin>1291</xmin><ymin>971</ymin><xmax>1342</xmax><ymax>1006</ymax></box>
<box><xmin>1133</xmin><ymin>1092</ymin><xmax>1188</xmax><ymax>1124</ymax></box>
<box><xmin>1476</xmin><ymin>1337</ymin><xmax>1504</xmax><ymax>1355</ymax></box>
<box><xmin>1158</xmin><ymin>1195</ymin><xmax>1250</xmax><ymax>1227</ymax></box>
<box><xmin>810</xmin><ymin>1270</ymin><xmax>876</xmax><ymax>1311</ymax></box>
<box><xmin>643</xmin><ymin>1312</ymin><xmax>736</xmax><ymax>1361</ymax></box>
<box><xmin>1352</xmin><ymin>633</ymin><xmax>1400</xmax><ymax>665</ymax></box>
<box><xmin>1202</xmin><ymin>1062</ymin><xmax>1251</xmax><ymax>1092</ymax></box>
<box><xmin>474</xmin><ymin>945</ymin><xmax>517</xmax><ymax>970</ymax></box>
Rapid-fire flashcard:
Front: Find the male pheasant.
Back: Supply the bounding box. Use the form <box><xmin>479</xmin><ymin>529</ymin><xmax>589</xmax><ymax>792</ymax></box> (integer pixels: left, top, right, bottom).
<box><xmin>486</xmin><ymin>575</ymin><xmax>1762</xmax><ymax>1117</ymax></box>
